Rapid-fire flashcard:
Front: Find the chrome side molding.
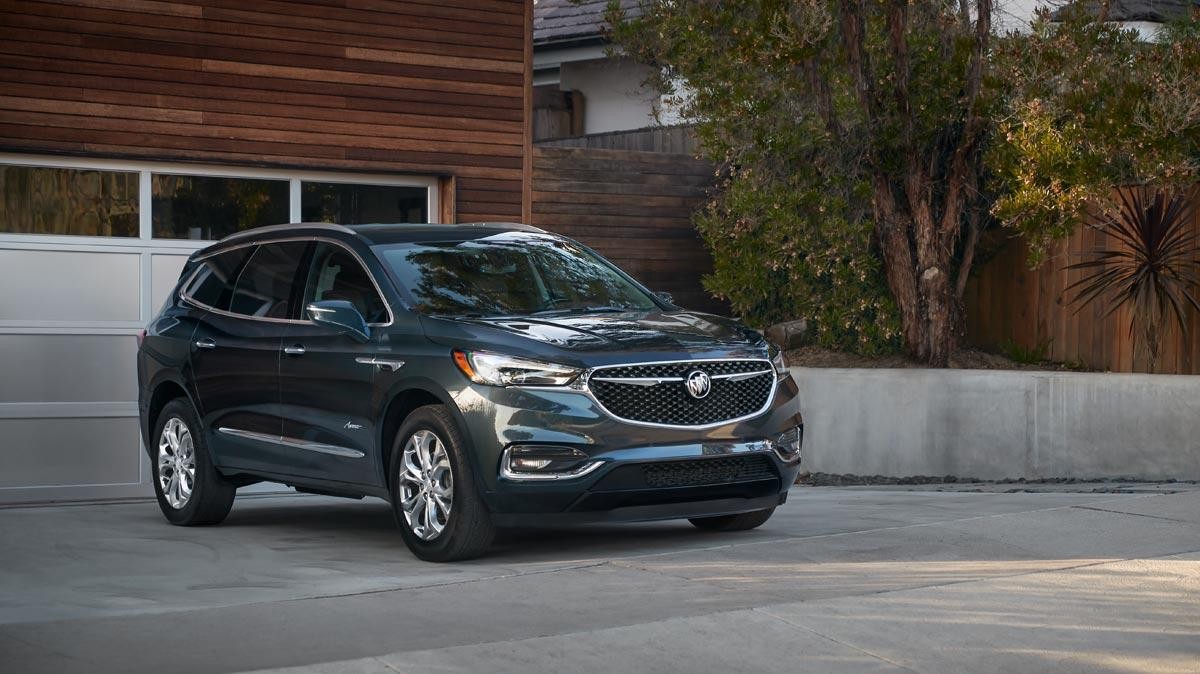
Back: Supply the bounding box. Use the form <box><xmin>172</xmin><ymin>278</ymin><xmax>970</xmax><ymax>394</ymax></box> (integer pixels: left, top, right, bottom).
<box><xmin>217</xmin><ymin>427</ymin><xmax>365</xmax><ymax>459</ymax></box>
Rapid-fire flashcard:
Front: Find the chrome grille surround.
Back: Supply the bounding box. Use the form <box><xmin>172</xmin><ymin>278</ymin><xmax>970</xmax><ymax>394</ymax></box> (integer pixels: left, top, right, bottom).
<box><xmin>584</xmin><ymin>358</ymin><xmax>776</xmax><ymax>429</ymax></box>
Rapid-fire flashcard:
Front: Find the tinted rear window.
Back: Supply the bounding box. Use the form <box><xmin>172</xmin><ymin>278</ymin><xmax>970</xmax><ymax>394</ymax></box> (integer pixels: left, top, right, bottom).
<box><xmin>181</xmin><ymin>247</ymin><xmax>254</xmax><ymax>311</ymax></box>
<box><xmin>228</xmin><ymin>242</ymin><xmax>310</xmax><ymax>319</ymax></box>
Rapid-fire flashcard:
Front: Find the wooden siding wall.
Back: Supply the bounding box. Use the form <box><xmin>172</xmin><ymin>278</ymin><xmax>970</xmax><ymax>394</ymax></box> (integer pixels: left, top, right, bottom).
<box><xmin>0</xmin><ymin>0</ymin><xmax>531</xmax><ymax>223</ymax></box>
<box><xmin>532</xmin><ymin>145</ymin><xmax>723</xmax><ymax>313</ymax></box>
<box><xmin>537</xmin><ymin>125</ymin><xmax>699</xmax><ymax>154</ymax></box>
<box><xmin>965</xmin><ymin>197</ymin><xmax>1200</xmax><ymax>373</ymax></box>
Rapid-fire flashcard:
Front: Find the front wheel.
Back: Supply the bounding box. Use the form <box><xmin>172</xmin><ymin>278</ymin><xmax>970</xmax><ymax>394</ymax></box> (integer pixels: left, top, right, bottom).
<box><xmin>389</xmin><ymin>405</ymin><xmax>495</xmax><ymax>562</ymax></box>
<box><xmin>151</xmin><ymin>398</ymin><xmax>236</xmax><ymax>525</ymax></box>
<box><xmin>689</xmin><ymin>507</ymin><xmax>776</xmax><ymax>532</ymax></box>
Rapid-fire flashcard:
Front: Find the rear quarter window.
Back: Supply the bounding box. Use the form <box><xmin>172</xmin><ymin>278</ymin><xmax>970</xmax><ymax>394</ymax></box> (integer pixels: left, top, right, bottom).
<box><xmin>181</xmin><ymin>247</ymin><xmax>254</xmax><ymax>311</ymax></box>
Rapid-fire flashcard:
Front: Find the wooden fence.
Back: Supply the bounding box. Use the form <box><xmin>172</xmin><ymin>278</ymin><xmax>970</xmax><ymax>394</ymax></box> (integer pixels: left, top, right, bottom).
<box><xmin>536</xmin><ymin>126</ymin><xmax>700</xmax><ymax>154</ymax></box>
<box><xmin>965</xmin><ymin>195</ymin><xmax>1200</xmax><ymax>373</ymax></box>
<box><xmin>531</xmin><ymin>145</ymin><xmax>722</xmax><ymax>313</ymax></box>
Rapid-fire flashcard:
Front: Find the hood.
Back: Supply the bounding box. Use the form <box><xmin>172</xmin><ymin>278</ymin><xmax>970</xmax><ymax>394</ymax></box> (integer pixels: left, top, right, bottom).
<box><xmin>419</xmin><ymin>309</ymin><xmax>768</xmax><ymax>366</ymax></box>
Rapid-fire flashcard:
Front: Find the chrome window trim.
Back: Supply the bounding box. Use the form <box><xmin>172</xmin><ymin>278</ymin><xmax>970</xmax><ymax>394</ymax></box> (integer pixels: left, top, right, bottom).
<box><xmin>522</xmin><ymin>357</ymin><xmax>779</xmax><ymax>431</ymax></box>
<box><xmin>217</xmin><ymin>427</ymin><xmax>365</xmax><ymax>459</ymax></box>
<box><xmin>179</xmin><ymin>235</ymin><xmax>395</xmax><ymax>327</ymax></box>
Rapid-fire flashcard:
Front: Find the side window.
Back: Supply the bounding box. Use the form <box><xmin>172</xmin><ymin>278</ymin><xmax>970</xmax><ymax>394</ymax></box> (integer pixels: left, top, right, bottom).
<box><xmin>228</xmin><ymin>242</ymin><xmax>310</xmax><ymax>319</ymax></box>
<box><xmin>303</xmin><ymin>243</ymin><xmax>388</xmax><ymax>324</ymax></box>
<box><xmin>181</xmin><ymin>247</ymin><xmax>254</xmax><ymax>311</ymax></box>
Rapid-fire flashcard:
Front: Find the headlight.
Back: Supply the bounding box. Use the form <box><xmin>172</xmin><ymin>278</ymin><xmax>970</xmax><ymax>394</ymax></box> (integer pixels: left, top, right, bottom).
<box><xmin>452</xmin><ymin>350</ymin><xmax>582</xmax><ymax>386</ymax></box>
<box><xmin>769</xmin><ymin>343</ymin><xmax>788</xmax><ymax>378</ymax></box>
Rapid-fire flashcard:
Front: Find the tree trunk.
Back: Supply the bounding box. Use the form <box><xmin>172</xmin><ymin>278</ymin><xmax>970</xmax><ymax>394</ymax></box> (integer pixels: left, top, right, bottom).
<box><xmin>872</xmin><ymin>180</ymin><xmax>965</xmax><ymax>367</ymax></box>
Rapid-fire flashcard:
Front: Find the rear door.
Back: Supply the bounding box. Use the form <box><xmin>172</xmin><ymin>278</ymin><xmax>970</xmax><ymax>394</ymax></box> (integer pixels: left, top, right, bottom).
<box><xmin>189</xmin><ymin>241</ymin><xmax>310</xmax><ymax>473</ymax></box>
<box><xmin>278</xmin><ymin>241</ymin><xmax>390</xmax><ymax>486</ymax></box>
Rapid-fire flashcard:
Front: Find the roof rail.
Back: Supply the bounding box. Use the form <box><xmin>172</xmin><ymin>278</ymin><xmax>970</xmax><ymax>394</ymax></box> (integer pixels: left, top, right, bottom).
<box><xmin>216</xmin><ymin>222</ymin><xmax>356</xmax><ymax>244</ymax></box>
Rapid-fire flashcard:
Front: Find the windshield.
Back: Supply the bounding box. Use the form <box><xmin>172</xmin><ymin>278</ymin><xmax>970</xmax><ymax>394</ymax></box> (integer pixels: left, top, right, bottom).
<box><xmin>379</xmin><ymin>233</ymin><xmax>660</xmax><ymax>318</ymax></box>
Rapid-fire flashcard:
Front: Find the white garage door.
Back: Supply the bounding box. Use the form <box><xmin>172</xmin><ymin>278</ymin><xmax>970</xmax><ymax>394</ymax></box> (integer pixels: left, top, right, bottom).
<box><xmin>0</xmin><ymin>154</ymin><xmax>436</xmax><ymax>504</ymax></box>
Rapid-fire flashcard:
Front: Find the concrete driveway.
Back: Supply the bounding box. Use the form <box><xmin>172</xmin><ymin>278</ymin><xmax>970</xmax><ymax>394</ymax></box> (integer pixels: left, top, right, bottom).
<box><xmin>1</xmin><ymin>485</ymin><xmax>1198</xmax><ymax>674</ymax></box>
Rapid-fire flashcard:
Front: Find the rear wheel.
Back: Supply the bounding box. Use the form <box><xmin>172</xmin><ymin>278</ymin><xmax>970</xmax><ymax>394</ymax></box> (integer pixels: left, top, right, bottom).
<box><xmin>151</xmin><ymin>398</ymin><xmax>236</xmax><ymax>525</ymax></box>
<box><xmin>389</xmin><ymin>405</ymin><xmax>495</xmax><ymax>562</ymax></box>
<box><xmin>689</xmin><ymin>507</ymin><xmax>775</xmax><ymax>532</ymax></box>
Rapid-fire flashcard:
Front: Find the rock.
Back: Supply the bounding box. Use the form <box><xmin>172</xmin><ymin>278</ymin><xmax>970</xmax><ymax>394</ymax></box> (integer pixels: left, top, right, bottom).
<box><xmin>765</xmin><ymin>319</ymin><xmax>809</xmax><ymax>349</ymax></box>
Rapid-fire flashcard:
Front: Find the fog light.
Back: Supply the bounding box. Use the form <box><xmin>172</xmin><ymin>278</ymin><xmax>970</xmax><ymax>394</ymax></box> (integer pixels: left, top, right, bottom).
<box><xmin>772</xmin><ymin>426</ymin><xmax>803</xmax><ymax>463</ymax></box>
<box><xmin>500</xmin><ymin>446</ymin><xmax>604</xmax><ymax>481</ymax></box>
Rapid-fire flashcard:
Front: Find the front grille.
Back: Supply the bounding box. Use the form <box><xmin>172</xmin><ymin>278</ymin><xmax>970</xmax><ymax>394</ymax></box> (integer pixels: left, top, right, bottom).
<box><xmin>642</xmin><ymin>455</ymin><xmax>777</xmax><ymax>488</ymax></box>
<box><xmin>588</xmin><ymin>360</ymin><xmax>773</xmax><ymax>426</ymax></box>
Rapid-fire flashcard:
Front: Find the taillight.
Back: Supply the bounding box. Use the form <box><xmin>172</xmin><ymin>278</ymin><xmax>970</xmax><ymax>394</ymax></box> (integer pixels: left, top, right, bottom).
<box><xmin>136</xmin><ymin>329</ymin><xmax>147</xmax><ymax>348</ymax></box>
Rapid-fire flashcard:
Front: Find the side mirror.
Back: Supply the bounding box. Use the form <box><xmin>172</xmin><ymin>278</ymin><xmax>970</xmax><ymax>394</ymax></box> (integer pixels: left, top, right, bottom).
<box><xmin>306</xmin><ymin>300</ymin><xmax>370</xmax><ymax>343</ymax></box>
<box><xmin>655</xmin><ymin>291</ymin><xmax>675</xmax><ymax>305</ymax></box>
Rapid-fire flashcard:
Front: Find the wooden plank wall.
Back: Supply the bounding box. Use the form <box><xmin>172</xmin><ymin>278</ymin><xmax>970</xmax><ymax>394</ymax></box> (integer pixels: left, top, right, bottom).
<box><xmin>537</xmin><ymin>125</ymin><xmax>699</xmax><ymax>154</ymax></box>
<box><xmin>532</xmin><ymin>145</ymin><xmax>724</xmax><ymax>313</ymax></box>
<box><xmin>965</xmin><ymin>193</ymin><xmax>1200</xmax><ymax>373</ymax></box>
<box><xmin>0</xmin><ymin>0</ymin><xmax>531</xmax><ymax>223</ymax></box>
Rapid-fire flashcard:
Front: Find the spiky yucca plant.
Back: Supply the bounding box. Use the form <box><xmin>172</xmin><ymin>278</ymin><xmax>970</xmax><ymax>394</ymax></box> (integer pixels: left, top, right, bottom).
<box><xmin>1066</xmin><ymin>188</ymin><xmax>1200</xmax><ymax>370</ymax></box>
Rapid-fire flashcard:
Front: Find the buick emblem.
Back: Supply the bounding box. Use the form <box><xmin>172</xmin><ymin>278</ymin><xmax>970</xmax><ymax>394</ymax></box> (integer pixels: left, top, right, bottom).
<box><xmin>684</xmin><ymin>370</ymin><xmax>712</xmax><ymax>399</ymax></box>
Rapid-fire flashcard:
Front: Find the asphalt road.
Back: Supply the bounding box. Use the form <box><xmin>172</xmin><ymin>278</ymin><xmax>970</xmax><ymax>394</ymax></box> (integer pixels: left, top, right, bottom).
<box><xmin>1</xmin><ymin>485</ymin><xmax>1198</xmax><ymax>673</ymax></box>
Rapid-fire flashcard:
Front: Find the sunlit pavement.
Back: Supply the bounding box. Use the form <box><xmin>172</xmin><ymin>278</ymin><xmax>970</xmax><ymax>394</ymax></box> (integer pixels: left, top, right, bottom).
<box><xmin>1</xmin><ymin>485</ymin><xmax>1198</xmax><ymax>673</ymax></box>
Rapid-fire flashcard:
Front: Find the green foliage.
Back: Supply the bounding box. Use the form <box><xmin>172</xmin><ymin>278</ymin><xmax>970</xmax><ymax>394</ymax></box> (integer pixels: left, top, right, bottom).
<box><xmin>998</xmin><ymin>337</ymin><xmax>1052</xmax><ymax>364</ymax></box>
<box><xmin>696</xmin><ymin>166</ymin><xmax>900</xmax><ymax>354</ymax></box>
<box><xmin>606</xmin><ymin>1</ymin><xmax>1200</xmax><ymax>358</ymax></box>
<box><xmin>989</xmin><ymin>9</ymin><xmax>1200</xmax><ymax>264</ymax></box>
<box><xmin>605</xmin><ymin>0</ymin><xmax>993</xmax><ymax>354</ymax></box>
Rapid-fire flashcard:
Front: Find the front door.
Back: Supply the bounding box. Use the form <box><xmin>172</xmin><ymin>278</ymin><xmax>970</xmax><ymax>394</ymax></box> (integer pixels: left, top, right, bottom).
<box><xmin>190</xmin><ymin>241</ymin><xmax>309</xmax><ymax>473</ymax></box>
<box><xmin>278</xmin><ymin>242</ymin><xmax>391</xmax><ymax>486</ymax></box>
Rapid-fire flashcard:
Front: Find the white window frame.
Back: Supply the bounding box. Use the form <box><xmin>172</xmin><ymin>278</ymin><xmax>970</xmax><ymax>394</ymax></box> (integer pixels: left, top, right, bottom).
<box><xmin>0</xmin><ymin>153</ymin><xmax>440</xmax><ymax>250</ymax></box>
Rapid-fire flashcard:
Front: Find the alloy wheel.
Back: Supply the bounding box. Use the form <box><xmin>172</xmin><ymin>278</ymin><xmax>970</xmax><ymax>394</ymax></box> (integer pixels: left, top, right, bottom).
<box><xmin>398</xmin><ymin>429</ymin><xmax>454</xmax><ymax>540</ymax></box>
<box><xmin>157</xmin><ymin>416</ymin><xmax>196</xmax><ymax>509</ymax></box>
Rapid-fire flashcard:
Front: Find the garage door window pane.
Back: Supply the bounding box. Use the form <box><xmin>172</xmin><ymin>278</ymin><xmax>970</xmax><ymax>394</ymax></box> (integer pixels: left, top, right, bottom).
<box><xmin>0</xmin><ymin>165</ymin><xmax>138</xmax><ymax>237</ymax></box>
<box><xmin>153</xmin><ymin>174</ymin><xmax>289</xmax><ymax>240</ymax></box>
<box><xmin>301</xmin><ymin>182</ymin><xmax>427</xmax><ymax>224</ymax></box>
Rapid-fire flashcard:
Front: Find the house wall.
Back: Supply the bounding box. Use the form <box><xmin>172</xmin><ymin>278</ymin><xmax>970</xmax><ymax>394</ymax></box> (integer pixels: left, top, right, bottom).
<box><xmin>558</xmin><ymin>56</ymin><xmax>678</xmax><ymax>134</ymax></box>
<box><xmin>0</xmin><ymin>0</ymin><xmax>532</xmax><ymax>222</ymax></box>
<box><xmin>0</xmin><ymin>0</ymin><xmax>532</xmax><ymax>504</ymax></box>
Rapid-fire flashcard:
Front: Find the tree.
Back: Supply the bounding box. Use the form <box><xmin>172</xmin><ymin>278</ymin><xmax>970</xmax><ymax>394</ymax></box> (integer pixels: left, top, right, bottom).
<box><xmin>608</xmin><ymin>0</ymin><xmax>995</xmax><ymax>365</ymax></box>
<box><xmin>989</xmin><ymin>9</ymin><xmax>1200</xmax><ymax>264</ymax></box>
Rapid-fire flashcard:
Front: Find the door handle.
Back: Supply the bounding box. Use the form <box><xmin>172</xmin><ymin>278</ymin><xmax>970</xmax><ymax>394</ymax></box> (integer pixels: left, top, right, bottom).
<box><xmin>283</xmin><ymin>344</ymin><xmax>306</xmax><ymax>356</ymax></box>
<box><xmin>194</xmin><ymin>338</ymin><xmax>216</xmax><ymax>350</ymax></box>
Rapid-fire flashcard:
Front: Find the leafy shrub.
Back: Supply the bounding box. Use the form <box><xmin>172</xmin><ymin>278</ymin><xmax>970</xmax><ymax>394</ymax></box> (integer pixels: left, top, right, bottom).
<box><xmin>696</xmin><ymin>168</ymin><xmax>900</xmax><ymax>354</ymax></box>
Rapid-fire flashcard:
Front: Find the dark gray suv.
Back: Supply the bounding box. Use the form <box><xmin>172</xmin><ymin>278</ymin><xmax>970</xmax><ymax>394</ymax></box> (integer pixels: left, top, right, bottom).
<box><xmin>137</xmin><ymin>223</ymin><xmax>803</xmax><ymax>561</ymax></box>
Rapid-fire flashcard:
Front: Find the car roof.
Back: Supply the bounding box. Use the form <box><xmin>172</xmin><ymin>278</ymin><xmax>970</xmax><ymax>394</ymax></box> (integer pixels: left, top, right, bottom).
<box><xmin>192</xmin><ymin>222</ymin><xmax>547</xmax><ymax>258</ymax></box>
<box><xmin>349</xmin><ymin>222</ymin><xmax>546</xmax><ymax>246</ymax></box>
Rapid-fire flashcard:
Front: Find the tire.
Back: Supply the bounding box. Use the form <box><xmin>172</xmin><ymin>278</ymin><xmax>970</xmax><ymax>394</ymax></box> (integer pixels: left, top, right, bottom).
<box><xmin>389</xmin><ymin>405</ymin><xmax>495</xmax><ymax>562</ymax></box>
<box><xmin>689</xmin><ymin>507</ymin><xmax>776</xmax><ymax>532</ymax></box>
<box><xmin>151</xmin><ymin>398</ymin><xmax>236</xmax><ymax>526</ymax></box>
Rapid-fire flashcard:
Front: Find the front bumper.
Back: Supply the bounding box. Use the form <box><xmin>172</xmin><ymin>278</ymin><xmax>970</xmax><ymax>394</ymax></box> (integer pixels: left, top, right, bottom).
<box><xmin>451</xmin><ymin>373</ymin><xmax>804</xmax><ymax>525</ymax></box>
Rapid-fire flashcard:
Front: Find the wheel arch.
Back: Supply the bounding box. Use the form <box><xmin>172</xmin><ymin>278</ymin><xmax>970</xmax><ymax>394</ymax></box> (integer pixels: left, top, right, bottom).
<box><xmin>376</xmin><ymin>380</ymin><xmax>470</xmax><ymax>489</ymax></box>
<box><xmin>144</xmin><ymin>375</ymin><xmax>202</xmax><ymax>456</ymax></box>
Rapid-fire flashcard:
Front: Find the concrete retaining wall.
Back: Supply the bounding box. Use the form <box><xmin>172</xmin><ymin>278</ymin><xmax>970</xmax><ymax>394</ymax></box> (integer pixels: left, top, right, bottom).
<box><xmin>792</xmin><ymin>367</ymin><xmax>1200</xmax><ymax>480</ymax></box>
